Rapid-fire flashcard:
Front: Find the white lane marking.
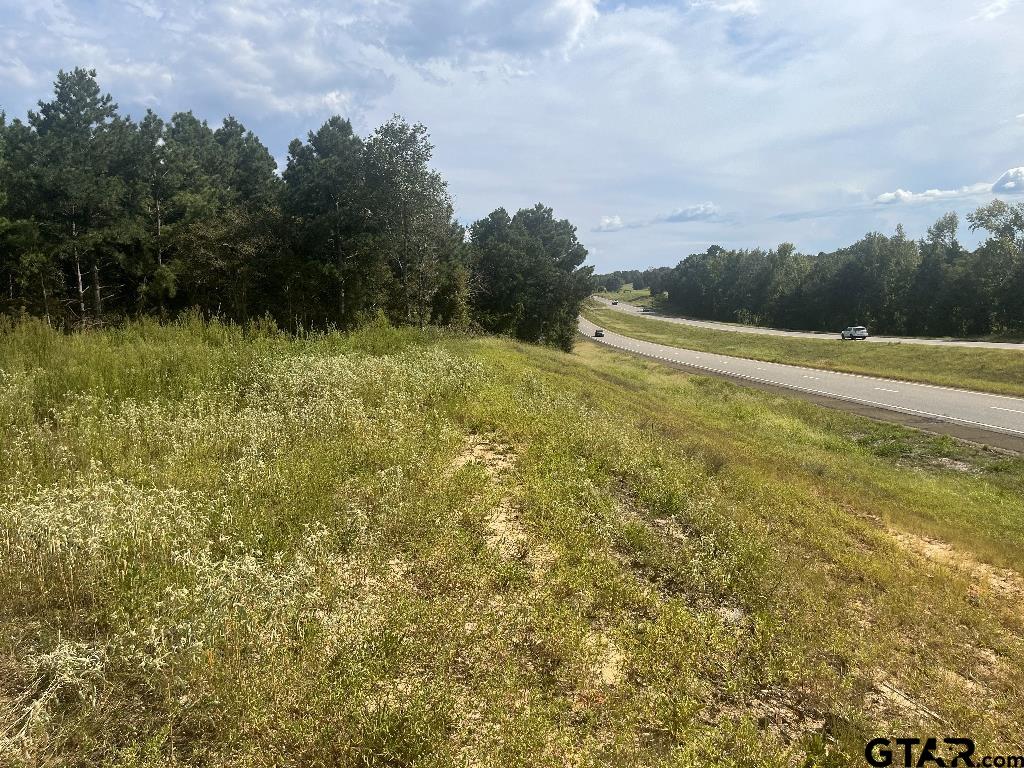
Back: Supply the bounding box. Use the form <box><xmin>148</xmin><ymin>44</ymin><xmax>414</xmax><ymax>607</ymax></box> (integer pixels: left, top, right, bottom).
<box><xmin>874</xmin><ymin>387</ymin><xmax>900</xmax><ymax>393</ymax></box>
<box><xmin>579</xmin><ymin>325</ymin><xmax>1024</xmax><ymax>436</ymax></box>
<box><xmin>583</xmin><ymin>312</ymin><xmax>1024</xmax><ymax>401</ymax></box>
<box><xmin>802</xmin><ymin>375</ymin><xmax>819</xmax><ymax>379</ymax></box>
<box><xmin>596</xmin><ymin>298</ymin><xmax>1024</xmax><ymax>354</ymax></box>
<box><xmin>585</xmin><ymin>331</ymin><xmax>1024</xmax><ymax>437</ymax></box>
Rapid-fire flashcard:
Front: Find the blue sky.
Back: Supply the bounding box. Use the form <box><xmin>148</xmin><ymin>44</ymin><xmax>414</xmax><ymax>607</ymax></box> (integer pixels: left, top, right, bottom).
<box><xmin>1</xmin><ymin>0</ymin><xmax>1021</xmax><ymax>271</ymax></box>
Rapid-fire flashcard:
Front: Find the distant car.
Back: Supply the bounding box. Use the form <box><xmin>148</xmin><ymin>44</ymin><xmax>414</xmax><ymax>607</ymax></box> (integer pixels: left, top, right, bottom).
<box><xmin>593</xmin><ymin>329</ymin><xmax>605</xmax><ymax>337</ymax></box>
<box><xmin>841</xmin><ymin>325</ymin><xmax>869</xmax><ymax>340</ymax></box>
<box><xmin>611</xmin><ymin>300</ymin><xmax>619</xmax><ymax>305</ymax></box>
<box><xmin>640</xmin><ymin>307</ymin><xmax>654</xmax><ymax>313</ymax></box>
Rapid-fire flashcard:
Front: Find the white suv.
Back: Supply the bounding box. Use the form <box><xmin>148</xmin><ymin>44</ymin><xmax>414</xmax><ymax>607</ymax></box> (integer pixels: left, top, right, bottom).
<box><xmin>841</xmin><ymin>326</ymin><xmax>869</xmax><ymax>340</ymax></box>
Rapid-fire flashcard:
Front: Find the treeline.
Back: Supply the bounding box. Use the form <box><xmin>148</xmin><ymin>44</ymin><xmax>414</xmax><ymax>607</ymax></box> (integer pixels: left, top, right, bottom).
<box><xmin>594</xmin><ymin>267</ymin><xmax>673</xmax><ymax>295</ymax></box>
<box><xmin>597</xmin><ymin>208</ymin><xmax>1024</xmax><ymax>335</ymax></box>
<box><xmin>0</xmin><ymin>69</ymin><xmax>592</xmax><ymax>349</ymax></box>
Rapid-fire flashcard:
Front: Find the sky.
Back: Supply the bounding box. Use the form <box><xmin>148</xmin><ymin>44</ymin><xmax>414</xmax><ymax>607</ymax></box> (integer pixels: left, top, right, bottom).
<box><xmin>1</xmin><ymin>0</ymin><xmax>1022</xmax><ymax>272</ymax></box>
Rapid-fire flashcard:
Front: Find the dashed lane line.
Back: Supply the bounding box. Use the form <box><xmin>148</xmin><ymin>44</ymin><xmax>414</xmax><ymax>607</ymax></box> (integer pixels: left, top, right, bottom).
<box><xmin>584</xmin><ymin>331</ymin><xmax>1024</xmax><ymax>438</ymax></box>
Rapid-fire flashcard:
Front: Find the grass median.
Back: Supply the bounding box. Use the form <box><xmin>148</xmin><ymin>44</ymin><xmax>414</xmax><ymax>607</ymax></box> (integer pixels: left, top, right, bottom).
<box><xmin>597</xmin><ymin>287</ymin><xmax>653</xmax><ymax>306</ymax></box>
<box><xmin>584</xmin><ymin>304</ymin><xmax>1024</xmax><ymax>397</ymax></box>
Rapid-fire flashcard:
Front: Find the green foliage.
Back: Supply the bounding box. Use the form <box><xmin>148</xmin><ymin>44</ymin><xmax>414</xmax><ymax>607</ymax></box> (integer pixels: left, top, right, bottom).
<box><xmin>596</xmin><ymin>209</ymin><xmax>1024</xmax><ymax>337</ymax></box>
<box><xmin>282</xmin><ymin>115</ymin><xmax>374</xmax><ymax>327</ymax></box>
<box><xmin>967</xmin><ymin>201</ymin><xmax>1024</xmax><ymax>331</ymax></box>
<box><xmin>0</xmin><ymin>71</ymin><xmax>587</xmax><ymax>350</ymax></box>
<box><xmin>364</xmin><ymin>117</ymin><xmax>466</xmax><ymax>328</ymax></box>
<box><xmin>595</xmin><ymin>267</ymin><xmax>673</xmax><ymax>295</ymax></box>
<box><xmin>469</xmin><ymin>204</ymin><xmax>593</xmax><ymax>350</ymax></box>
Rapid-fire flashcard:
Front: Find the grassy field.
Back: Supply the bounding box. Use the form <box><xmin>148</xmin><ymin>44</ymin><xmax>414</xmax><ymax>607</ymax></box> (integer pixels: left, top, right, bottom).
<box><xmin>584</xmin><ymin>304</ymin><xmax>1024</xmax><ymax>397</ymax></box>
<box><xmin>2</xmin><ymin>317</ymin><xmax>1023</xmax><ymax>766</ymax></box>
<box><xmin>597</xmin><ymin>285</ymin><xmax>653</xmax><ymax>306</ymax></box>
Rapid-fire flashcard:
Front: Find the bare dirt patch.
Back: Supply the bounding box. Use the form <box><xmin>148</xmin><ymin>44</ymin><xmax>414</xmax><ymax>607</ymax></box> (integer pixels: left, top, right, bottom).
<box><xmin>587</xmin><ymin>633</ymin><xmax>624</xmax><ymax>686</ymax></box>
<box><xmin>856</xmin><ymin>528</ymin><xmax>1022</xmax><ymax>730</ymax></box>
<box><xmin>929</xmin><ymin>457</ymin><xmax>979</xmax><ymax>474</ymax></box>
<box><xmin>711</xmin><ymin>688</ymin><xmax>826</xmax><ymax>748</ymax></box>
<box><xmin>975</xmin><ymin>647</ymin><xmax>1012</xmax><ymax>681</ymax></box>
<box><xmin>865</xmin><ymin>672</ymin><xmax>949</xmax><ymax>729</ymax></box>
<box><xmin>891</xmin><ymin>530</ymin><xmax>1024</xmax><ymax>602</ymax></box>
<box><xmin>714</xmin><ymin>605</ymin><xmax>747</xmax><ymax>628</ymax></box>
<box><xmin>485</xmin><ymin>501</ymin><xmax>529</xmax><ymax>560</ymax></box>
<box><xmin>451</xmin><ymin>434</ymin><xmax>515</xmax><ymax>477</ymax></box>
<box><xmin>849</xmin><ymin>501</ymin><xmax>1023</xmax><ymax>605</ymax></box>
<box><xmin>651</xmin><ymin>516</ymin><xmax>689</xmax><ymax>543</ymax></box>
<box><xmin>454</xmin><ymin>435</ymin><xmax>554</xmax><ymax>576</ymax></box>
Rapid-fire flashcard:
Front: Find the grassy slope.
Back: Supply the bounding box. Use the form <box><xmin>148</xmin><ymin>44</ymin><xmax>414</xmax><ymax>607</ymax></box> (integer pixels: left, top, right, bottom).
<box><xmin>1</xmin><ymin>318</ymin><xmax>1023</xmax><ymax>766</ymax></box>
<box><xmin>597</xmin><ymin>285</ymin><xmax>653</xmax><ymax>307</ymax></box>
<box><xmin>584</xmin><ymin>304</ymin><xmax>1024</xmax><ymax>397</ymax></box>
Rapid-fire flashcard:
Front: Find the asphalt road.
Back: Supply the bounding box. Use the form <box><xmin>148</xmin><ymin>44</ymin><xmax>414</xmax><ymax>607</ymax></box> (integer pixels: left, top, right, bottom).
<box><xmin>594</xmin><ymin>297</ymin><xmax>1024</xmax><ymax>350</ymax></box>
<box><xmin>579</xmin><ymin>316</ymin><xmax>1024</xmax><ymax>449</ymax></box>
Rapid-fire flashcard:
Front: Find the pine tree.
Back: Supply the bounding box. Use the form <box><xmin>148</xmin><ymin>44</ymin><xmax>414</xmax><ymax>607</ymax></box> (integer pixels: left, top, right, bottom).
<box><xmin>28</xmin><ymin>68</ymin><xmax>125</xmax><ymax>323</ymax></box>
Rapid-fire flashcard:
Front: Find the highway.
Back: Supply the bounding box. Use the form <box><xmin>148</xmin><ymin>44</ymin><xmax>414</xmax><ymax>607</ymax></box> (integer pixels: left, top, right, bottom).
<box><xmin>593</xmin><ymin>297</ymin><xmax>1024</xmax><ymax>350</ymax></box>
<box><xmin>578</xmin><ymin>316</ymin><xmax>1024</xmax><ymax>448</ymax></box>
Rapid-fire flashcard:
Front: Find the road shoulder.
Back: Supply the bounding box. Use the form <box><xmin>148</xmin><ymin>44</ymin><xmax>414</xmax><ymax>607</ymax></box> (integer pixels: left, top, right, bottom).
<box><xmin>578</xmin><ymin>333</ymin><xmax>1024</xmax><ymax>453</ymax></box>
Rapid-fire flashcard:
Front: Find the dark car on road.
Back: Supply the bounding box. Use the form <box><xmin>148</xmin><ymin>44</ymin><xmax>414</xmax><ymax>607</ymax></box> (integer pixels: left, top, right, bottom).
<box><xmin>841</xmin><ymin>325</ymin><xmax>869</xmax><ymax>340</ymax></box>
<box><xmin>611</xmin><ymin>300</ymin><xmax>619</xmax><ymax>305</ymax></box>
<box><xmin>594</xmin><ymin>329</ymin><xmax>605</xmax><ymax>337</ymax></box>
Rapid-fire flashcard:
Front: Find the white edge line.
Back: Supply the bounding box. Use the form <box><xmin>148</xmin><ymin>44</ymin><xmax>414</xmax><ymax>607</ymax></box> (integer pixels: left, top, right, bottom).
<box><xmin>593</xmin><ymin>297</ymin><xmax>1024</xmax><ymax>356</ymax></box>
<box><xmin>581</xmin><ymin>313</ymin><xmax>1024</xmax><ymax>403</ymax></box>
<box><xmin>580</xmin><ymin>327</ymin><xmax>1024</xmax><ymax>438</ymax></box>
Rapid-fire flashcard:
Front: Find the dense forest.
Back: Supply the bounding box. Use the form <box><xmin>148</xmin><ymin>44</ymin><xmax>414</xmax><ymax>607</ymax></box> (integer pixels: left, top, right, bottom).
<box><xmin>598</xmin><ymin>206</ymin><xmax>1024</xmax><ymax>336</ymax></box>
<box><xmin>0</xmin><ymin>69</ymin><xmax>593</xmax><ymax>349</ymax></box>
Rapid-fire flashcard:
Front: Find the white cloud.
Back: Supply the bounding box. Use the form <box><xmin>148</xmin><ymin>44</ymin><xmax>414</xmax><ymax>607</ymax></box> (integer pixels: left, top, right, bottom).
<box><xmin>2</xmin><ymin>0</ymin><xmax>1023</xmax><ymax>269</ymax></box>
<box><xmin>993</xmin><ymin>167</ymin><xmax>1024</xmax><ymax>193</ymax></box>
<box><xmin>0</xmin><ymin>57</ymin><xmax>39</xmax><ymax>88</ymax></box>
<box><xmin>123</xmin><ymin>0</ymin><xmax>162</xmax><ymax>20</ymax></box>
<box><xmin>552</xmin><ymin>0</ymin><xmax>600</xmax><ymax>51</ymax></box>
<box><xmin>661</xmin><ymin>202</ymin><xmax>721</xmax><ymax>222</ymax></box>
<box><xmin>321</xmin><ymin>90</ymin><xmax>352</xmax><ymax>114</ymax></box>
<box><xmin>691</xmin><ymin>0</ymin><xmax>762</xmax><ymax>14</ymax></box>
<box><xmin>355</xmin><ymin>0</ymin><xmax>600</xmax><ymax>63</ymax></box>
<box><xmin>875</xmin><ymin>168</ymin><xmax>1024</xmax><ymax>204</ymax></box>
<box><xmin>595</xmin><ymin>215</ymin><xmax>626</xmax><ymax>232</ymax></box>
<box><xmin>971</xmin><ymin>0</ymin><xmax>1019</xmax><ymax>21</ymax></box>
<box><xmin>593</xmin><ymin>203</ymin><xmax>721</xmax><ymax>232</ymax></box>
<box><xmin>874</xmin><ymin>182</ymin><xmax>993</xmax><ymax>204</ymax></box>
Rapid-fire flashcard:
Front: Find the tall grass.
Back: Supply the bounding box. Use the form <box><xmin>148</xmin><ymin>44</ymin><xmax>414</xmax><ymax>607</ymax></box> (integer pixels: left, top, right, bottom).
<box><xmin>1</xmin><ymin>318</ymin><xmax>1022</xmax><ymax>766</ymax></box>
